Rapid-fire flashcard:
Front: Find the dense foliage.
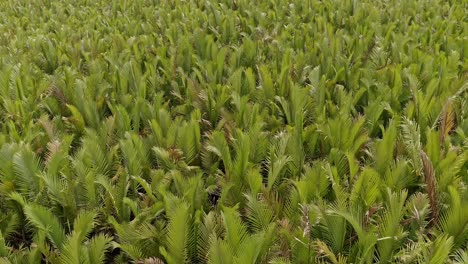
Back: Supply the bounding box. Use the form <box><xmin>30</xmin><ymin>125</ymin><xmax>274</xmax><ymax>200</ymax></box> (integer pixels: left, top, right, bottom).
<box><xmin>0</xmin><ymin>0</ymin><xmax>467</xmax><ymax>263</ymax></box>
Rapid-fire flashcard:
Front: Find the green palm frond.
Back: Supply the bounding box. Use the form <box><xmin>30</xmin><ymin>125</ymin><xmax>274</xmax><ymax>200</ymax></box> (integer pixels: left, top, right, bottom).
<box><xmin>162</xmin><ymin>202</ymin><xmax>190</xmax><ymax>264</ymax></box>
<box><xmin>424</xmin><ymin>234</ymin><xmax>454</xmax><ymax>264</ymax></box>
<box><xmin>375</xmin><ymin>119</ymin><xmax>398</xmax><ymax>174</ymax></box>
<box><xmin>400</xmin><ymin>117</ymin><xmax>422</xmax><ymax>172</ymax></box>
<box><xmin>0</xmin><ymin>213</ymin><xmax>19</xmax><ymax>240</ymax></box>
<box><xmin>117</xmin><ymin>242</ymin><xmax>143</xmax><ymax>261</ymax></box>
<box><xmin>377</xmin><ymin>190</ymin><xmax>408</xmax><ymax>262</ymax></box>
<box><xmin>120</xmin><ymin>132</ymin><xmax>150</xmax><ymax>177</ymax></box>
<box><xmin>327</xmin><ymin>206</ymin><xmax>377</xmax><ymax>263</ymax></box>
<box><xmin>221</xmin><ymin>206</ymin><xmax>248</xmax><ymax>254</ymax></box>
<box><xmin>266</xmin><ymin>132</ymin><xmax>292</xmax><ymax>192</ymax></box>
<box><xmin>59</xmin><ymin>230</ymin><xmax>82</xmax><ymax>264</ymax></box>
<box><xmin>295</xmin><ymin>163</ymin><xmax>330</xmax><ymax>202</ymax></box>
<box><xmin>207</xmin><ymin>234</ymin><xmax>234</xmax><ymax>264</ymax></box>
<box><xmin>23</xmin><ymin>203</ymin><xmax>66</xmax><ymax>250</ymax></box>
<box><xmin>0</xmin><ymin>257</ymin><xmax>12</xmax><ymax>264</ymax></box>
<box><xmin>452</xmin><ymin>249</ymin><xmax>468</xmax><ymax>264</ymax></box>
<box><xmin>404</xmin><ymin>192</ymin><xmax>430</xmax><ymax>231</ymax></box>
<box><xmin>12</xmin><ymin>149</ymin><xmax>42</xmax><ymax>196</ymax></box>
<box><xmin>244</xmin><ymin>194</ymin><xmax>275</xmax><ymax>232</ymax></box>
<box><xmin>0</xmin><ymin>144</ymin><xmax>19</xmax><ymax>184</ymax></box>
<box><xmin>383</xmin><ymin>161</ymin><xmax>413</xmax><ymax>191</ymax></box>
<box><xmin>0</xmin><ymin>232</ymin><xmax>9</xmax><ymax>258</ymax></box>
<box><xmin>438</xmin><ymin>187</ymin><xmax>468</xmax><ymax>248</ymax></box>
<box><xmin>86</xmin><ymin>234</ymin><xmax>113</xmax><ymax>264</ymax></box>
<box><xmin>197</xmin><ymin>212</ymin><xmax>223</xmax><ymax>263</ymax></box>
<box><xmin>71</xmin><ymin>211</ymin><xmax>96</xmax><ymax>242</ymax></box>
<box><xmin>315</xmin><ymin>203</ymin><xmax>347</xmax><ymax>254</ymax></box>
<box><xmin>350</xmin><ymin>168</ymin><xmax>381</xmax><ymax>208</ymax></box>
<box><xmin>176</xmin><ymin>119</ymin><xmax>201</xmax><ymax>165</ymax></box>
<box><xmin>206</xmin><ymin>131</ymin><xmax>233</xmax><ymax>175</ymax></box>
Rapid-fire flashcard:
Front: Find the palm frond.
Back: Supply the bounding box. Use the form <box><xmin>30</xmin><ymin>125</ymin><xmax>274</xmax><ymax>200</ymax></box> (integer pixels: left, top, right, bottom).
<box><xmin>162</xmin><ymin>202</ymin><xmax>190</xmax><ymax>264</ymax></box>
<box><xmin>59</xmin><ymin>230</ymin><xmax>82</xmax><ymax>264</ymax></box>
<box><xmin>244</xmin><ymin>194</ymin><xmax>275</xmax><ymax>232</ymax></box>
<box><xmin>420</xmin><ymin>151</ymin><xmax>438</xmax><ymax>225</ymax></box>
<box><xmin>116</xmin><ymin>242</ymin><xmax>143</xmax><ymax>261</ymax></box>
<box><xmin>207</xmin><ymin>234</ymin><xmax>234</xmax><ymax>264</ymax></box>
<box><xmin>452</xmin><ymin>249</ymin><xmax>468</xmax><ymax>264</ymax></box>
<box><xmin>23</xmin><ymin>203</ymin><xmax>66</xmax><ymax>250</ymax></box>
<box><xmin>0</xmin><ymin>232</ymin><xmax>9</xmax><ymax>258</ymax></box>
<box><xmin>313</xmin><ymin>240</ymin><xmax>347</xmax><ymax>264</ymax></box>
<box><xmin>221</xmin><ymin>206</ymin><xmax>248</xmax><ymax>254</ymax></box>
<box><xmin>377</xmin><ymin>190</ymin><xmax>407</xmax><ymax>262</ymax></box>
<box><xmin>12</xmin><ymin>149</ymin><xmax>42</xmax><ymax>196</ymax></box>
<box><xmin>425</xmin><ymin>234</ymin><xmax>453</xmax><ymax>264</ymax></box>
<box><xmin>400</xmin><ymin>118</ymin><xmax>422</xmax><ymax>172</ymax></box>
<box><xmin>87</xmin><ymin>234</ymin><xmax>113</xmax><ymax>264</ymax></box>
<box><xmin>72</xmin><ymin>210</ymin><xmax>97</xmax><ymax>241</ymax></box>
<box><xmin>437</xmin><ymin>98</ymin><xmax>457</xmax><ymax>142</ymax></box>
<box><xmin>438</xmin><ymin>187</ymin><xmax>468</xmax><ymax>248</ymax></box>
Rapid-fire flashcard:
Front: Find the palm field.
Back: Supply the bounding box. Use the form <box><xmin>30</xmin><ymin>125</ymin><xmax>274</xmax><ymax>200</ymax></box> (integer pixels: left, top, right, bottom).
<box><xmin>0</xmin><ymin>0</ymin><xmax>467</xmax><ymax>263</ymax></box>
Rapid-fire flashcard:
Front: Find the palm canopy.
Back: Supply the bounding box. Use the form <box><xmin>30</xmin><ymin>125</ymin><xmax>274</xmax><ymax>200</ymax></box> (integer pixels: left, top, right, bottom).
<box><xmin>0</xmin><ymin>0</ymin><xmax>467</xmax><ymax>263</ymax></box>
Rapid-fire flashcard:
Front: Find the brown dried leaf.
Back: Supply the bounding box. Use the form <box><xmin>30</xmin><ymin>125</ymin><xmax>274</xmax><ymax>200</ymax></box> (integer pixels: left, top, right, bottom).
<box><xmin>420</xmin><ymin>150</ymin><xmax>438</xmax><ymax>225</ymax></box>
<box><xmin>439</xmin><ymin>99</ymin><xmax>456</xmax><ymax>142</ymax></box>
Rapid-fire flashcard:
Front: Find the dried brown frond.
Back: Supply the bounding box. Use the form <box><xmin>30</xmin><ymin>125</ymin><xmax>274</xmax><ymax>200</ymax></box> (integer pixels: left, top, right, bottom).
<box><xmin>364</xmin><ymin>205</ymin><xmax>382</xmax><ymax>227</ymax></box>
<box><xmin>278</xmin><ymin>218</ymin><xmax>291</xmax><ymax>231</ymax></box>
<box><xmin>299</xmin><ymin>204</ymin><xmax>310</xmax><ymax>238</ymax></box>
<box><xmin>45</xmin><ymin>139</ymin><xmax>61</xmax><ymax>164</ymax></box>
<box><xmin>136</xmin><ymin>257</ymin><xmax>165</xmax><ymax>264</ymax></box>
<box><xmin>400</xmin><ymin>217</ymin><xmax>417</xmax><ymax>226</ymax></box>
<box><xmin>167</xmin><ymin>146</ymin><xmax>184</xmax><ymax>162</ymax></box>
<box><xmin>420</xmin><ymin>150</ymin><xmax>438</xmax><ymax>225</ymax></box>
<box><xmin>277</xmin><ymin>218</ymin><xmax>292</xmax><ymax>259</ymax></box>
<box><xmin>38</xmin><ymin>116</ymin><xmax>57</xmax><ymax>140</ymax></box>
<box><xmin>49</xmin><ymin>83</ymin><xmax>68</xmax><ymax>106</ymax></box>
<box><xmin>438</xmin><ymin>98</ymin><xmax>456</xmax><ymax>142</ymax></box>
<box><xmin>200</xmin><ymin>118</ymin><xmax>212</xmax><ymax>131</ymax></box>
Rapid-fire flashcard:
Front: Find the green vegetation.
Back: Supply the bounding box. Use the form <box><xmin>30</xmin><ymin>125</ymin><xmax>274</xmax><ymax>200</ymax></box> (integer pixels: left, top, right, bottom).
<box><xmin>0</xmin><ymin>0</ymin><xmax>467</xmax><ymax>263</ymax></box>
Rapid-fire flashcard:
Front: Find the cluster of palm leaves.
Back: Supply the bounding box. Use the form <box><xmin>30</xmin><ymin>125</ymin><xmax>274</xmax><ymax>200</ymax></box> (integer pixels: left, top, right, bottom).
<box><xmin>0</xmin><ymin>0</ymin><xmax>467</xmax><ymax>263</ymax></box>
